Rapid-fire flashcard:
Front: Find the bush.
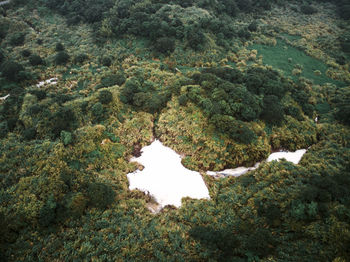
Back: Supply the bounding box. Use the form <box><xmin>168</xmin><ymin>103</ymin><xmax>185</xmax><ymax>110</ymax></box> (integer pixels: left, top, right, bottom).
<box><xmin>248</xmin><ymin>21</ymin><xmax>258</xmax><ymax>32</ymax></box>
<box><xmin>87</xmin><ymin>183</ymin><xmax>115</xmax><ymax>209</ymax></box>
<box><xmin>120</xmin><ymin>78</ymin><xmax>141</xmax><ymax>104</ymax></box>
<box><xmin>98</xmin><ymin>90</ymin><xmax>113</xmax><ymax>104</ymax></box>
<box><xmin>9</xmin><ymin>32</ymin><xmax>25</xmax><ymax>46</ymax></box>
<box><xmin>154</xmin><ymin>37</ymin><xmax>175</xmax><ymax>54</ymax></box>
<box><xmin>29</xmin><ymin>54</ymin><xmax>44</xmax><ymax>66</ymax></box>
<box><xmin>300</xmin><ymin>5</ymin><xmax>318</xmax><ymax>15</ymax></box>
<box><xmin>238</xmin><ymin>28</ymin><xmax>251</xmax><ymax>39</ymax></box>
<box><xmin>261</xmin><ymin>95</ymin><xmax>284</xmax><ymax>124</ymax></box>
<box><xmin>60</xmin><ymin>130</ymin><xmax>72</xmax><ymax>145</ymax></box>
<box><xmin>0</xmin><ymin>20</ymin><xmax>9</xmax><ymax>39</ymax></box>
<box><xmin>55</xmin><ymin>42</ymin><xmax>65</xmax><ymax>51</ymax></box>
<box><xmin>101</xmin><ymin>57</ymin><xmax>112</xmax><ymax>67</ymax></box>
<box><xmin>339</xmin><ymin>4</ymin><xmax>350</xmax><ymax>20</ymax></box>
<box><xmin>0</xmin><ymin>121</ymin><xmax>8</xmax><ymax>138</ymax></box>
<box><xmin>54</xmin><ymin>51</ymin><xmax>70</xmax><ymax>65</ymax></box>
<box><xmin>50</xmin><ymin>107</ymin><xmax>76</xmax><ymax>138</ymax></box>
<box><xmin>0</xmin><ymin>50</ymin><xmax>4</xmax><ymax>64</ymax></box>
<box><xmin>21</xmin><ymin>49</ymin><xmax>31</xmax><ymax>57</ymax></box>
<box><xmin>100</xmin><ymin>72</ymin><xmax>126</xmax><ymax>87</ymax></box>
<box><xmin>73</xmin><ymin>53</ymin><xmax>89</xmax><ymax>64</ymax></box>
<box><xmin>91</xmin><ymin>102</ymin><xmax>104</xmax><ymax>120</ymax></box>
<box><xmin>0</xmin><ymin>61</ymin><xmax>24</xmax><ymax>82</ymax></box>
<box><xmin>23</xmin><ymin>127</ymin><xmax>37</xmax><ymax>140</ymax></box>
<box><xmin>30</xmin><ymin>90</ymin><xmax>47</xmax><ymax>100</ymax></box>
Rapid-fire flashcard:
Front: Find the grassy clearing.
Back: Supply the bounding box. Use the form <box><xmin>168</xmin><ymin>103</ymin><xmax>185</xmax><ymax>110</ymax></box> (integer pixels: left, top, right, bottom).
<box><xmin>250</xmin><ymin>38</ymin><xmax>344</xmax><ymax>86</ymax></box>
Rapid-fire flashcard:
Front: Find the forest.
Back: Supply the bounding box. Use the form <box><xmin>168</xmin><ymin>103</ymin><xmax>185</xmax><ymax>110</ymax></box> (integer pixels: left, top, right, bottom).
<box><xmin>0</xmin><ymin>0</ymin><xmax>349</xmax><ymax>261</ymax></box>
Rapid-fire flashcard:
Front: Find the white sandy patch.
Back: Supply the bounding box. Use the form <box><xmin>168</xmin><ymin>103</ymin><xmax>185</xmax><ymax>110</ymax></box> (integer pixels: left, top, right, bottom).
<box><xmin>127</xmin><ymin>140</ymin><xmax>210</xmax><ymax>208</ymax></box>
<box><xmin>267</xmin><ymin>149</ymin><xmax>307</xmax><ymax>164</ymax></box>
<box><xmin>207</xmin><ymin>149</ymin><xmax>307</xmax><ymax>178</ymax></box>
<box><xmin>36</xmin><ymin>78</ymin><xmax>58</xmax><ymax>88</ymax></box>
<box><xmin>0</xmin><ymin>94</ymin><xmax>10</xmax><ymax>101</ymax></box>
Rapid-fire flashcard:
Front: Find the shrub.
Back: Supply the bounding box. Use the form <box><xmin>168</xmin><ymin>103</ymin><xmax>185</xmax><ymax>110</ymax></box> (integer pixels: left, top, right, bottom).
<box><xmin>91</xmin><ymin>102</ymin><xmax>104</xmax><ymax>119</ymax></box>
<box><xmin>73</xmin><ymin>53</ymin><xmax>89</xmax><ymax>64</ymax></box>
<box><xmin>55</xmin><ymin>42</ymin><xmax>65</xmax><ymax>51</ymax></box>
<box><xmin>101</xmin><ymin>57</ymin><xmax>112</xmax><ymax>67</ymax></box>
<box><xmin>100</xmin><ymin>72</ymin><xmax>126</xmax><ymax>87</ymax></box>
<box><xmin>87</xmin><ymin>183</ymin><xmax>115</xmax><ymax>209</ymax></box>
<box><xmin>154</xmin><ymin>37</ymin><xmax>175</xmax><ymax>54</ymax></box>
<box><xmin>248</xmin><ymin>21</ymin><xmax>258</xmax><ymax>32</ymax></box>
<box><xmin>21</xmin><ymin>49</ymin><xmax>31</xmax><ymax>57</ymax></box>
<box><xmin>300</xmin><ymin>5</ymin><xmax>318</xmax><ymax>15</ymax></box>
<box><xmin>0</xmin><ymin>50</ymin><xmax>4</xmax><ymax>64</ymax></box>
<box><xmin>238</xmin><ymin>28</ymin><xmax>251</xmax><ymax>39</ymax></box>
<box><xmin>29</xmin><ymin>54</ymin><xmax>44</xmax><ymax>66</ymax></box>
<box><xmin>120</xmin><ymin>78</ymin><xmax>141</xmax><ymax>104</ymax></box>
<box><xmin>98</xmin><ymin>90</ymin><xmax>113</xmax><ymax>104</ymax></box>
<box><xmin>0</xmin><ymin>61</ymin><xmax>24</xmax><ymax>81</ymax></box>
<box><xmin>23</xmin><ymin>127</ymin><xmax>37</xmax><ymax>140</ymax></box>
<box><xmin>178</xmin><ymin>94</ymin><xmax>188</xmax><ymax>106</ymax></box>
<box><xmin>0</xmin><ymin>20</ymin><xmax>9</xmax><ymax>39</ymax></box>
<box><xmin>54</xmin><ymin>51</ymin><xmax>70</xmax><ymax>65</ymax></box>
<box><xmin>261</xmin><ymin>95</ymin><xmax>284</xmax><ymax>124</ymax></box>
<box><xmin>30</xmin><ymin>90</ymin><xmax>47</xmax><ymax>100</ymax></box>
<box><xmin>60</xmin><ymin>130</ymin><xmax>72</xmax><ymax>145</ymax></box>
<box><xmin>0</xmin><ymin>121</ymin><xmax>8</xmax><ymax>138</ymax></box>
<box><xmin>50</xmin><ymin>107</ymin><xmax>76</xmax><ymax>138</ymax></box>
<box><xmin>9</xmin><ymin>32</ymin><xmax>25</xmax><ymax>46</ymax></box>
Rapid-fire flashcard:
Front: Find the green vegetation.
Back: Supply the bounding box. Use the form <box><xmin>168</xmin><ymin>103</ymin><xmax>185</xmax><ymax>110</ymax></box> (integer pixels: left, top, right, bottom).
<box><xmin>250</xmin><ymin>39</ymin><xmax>344</xmax><ymax>86</ymax></box>
<box><xmin>0</xmin><ymin>0</ymin><xmax>349</xmax><ymax>261</ymax></box>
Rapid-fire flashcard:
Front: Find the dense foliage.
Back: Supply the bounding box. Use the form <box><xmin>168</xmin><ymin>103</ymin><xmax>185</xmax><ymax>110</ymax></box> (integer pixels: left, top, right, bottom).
<box><xmin>0</xmin><ymin>0</ymin><xmax>349</xmax><ymax>261</ymax></box>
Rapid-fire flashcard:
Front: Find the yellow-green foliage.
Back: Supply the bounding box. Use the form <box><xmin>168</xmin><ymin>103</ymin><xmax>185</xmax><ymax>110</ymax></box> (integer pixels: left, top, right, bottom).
<box><xmin>270</xmin><ymin>116</ymin><xmax>318</xmax><ymax>150</ymax></box>
<box><xmin>156</xmin><ymin>97</ymin><xmax>270</xmax><ymax>171</ymax></box>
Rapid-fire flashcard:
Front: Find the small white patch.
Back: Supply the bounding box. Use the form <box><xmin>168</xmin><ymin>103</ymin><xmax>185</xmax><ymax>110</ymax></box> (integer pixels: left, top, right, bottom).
<box><xmin>36</xmin><ymin>78</ymin><xmax>58</xmax><ymax>88</ymax></box>
<box><xmin>207</xmin><ymin>149</ymin><xmax>307</xmax><ymax>178</ymax></box>
<box><xmin>267</xmin><ymin>149</ymin><xmax>307</xmax><ymax>164</ymax></box>
<box><xmin>0</xmin><ymin>94</ymin><xmax>10</xmax><ymax>101</ymax></box>
<box><xmin>127</xmin><ymin>140</ymin><xmax>210</xmax><ymax>208</ymax></box>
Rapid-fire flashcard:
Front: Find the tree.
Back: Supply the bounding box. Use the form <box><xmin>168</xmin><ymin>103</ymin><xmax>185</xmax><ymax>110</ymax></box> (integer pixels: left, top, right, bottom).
<box><xmin>154</xmin><ymin>37</ymin><xmax>175</xmax><ymax>54</ymax></box>
<box><xmin>120</xmin><ymin>78</ymin><xmax>141</xmax><ymax>104</ymax></box>
<box><xmin>9</xmin><ymin>32</ymin><xmax>25</xmax><ymax>46</ymax></box>
<box><xmin>261</xmin><ymin>95</ymin><xmax>284</xmax><ymax>124</ymax></box>
<box><xmin>54</xmin><ymin>51</ymin><xmax>70</xmax><ymax>65</ymax></box>
<box><xmin>39</xmin><ymin>195</ymin><xmax>57</xmax><ymax>227</ymax></box>
<box><xmin>100</xmin><ymin>72</ymin><xmax>126</xmax><ymax>87</ymax></box>
<box><xmin>0</xmin><ymin>49</ymin><xmax>4</xmax><ymax>63</ymax></box>
<box><xmin>55</xmin><ymin>42</ymin><xmax>65</xmax><ymax>51</ymax></box>
<box><xmin>87</xmin><ymin>183</ymin><xmax>115</xmax><ymax>209</ymax></box>
<box><xmin>61</xmin><ymin>130</ymin><xmax>72</xmax><ymax>145</ymax></box>
<box><xmin>50</xmin><ymin>106</ymin><xmax>76</xmax><ymax>138</ymax></box>
<box><xmin>73</xmin><ymin>53</ymin><xmax>88</xmax><ymax>64</ymax></box>
<box><xmin>21</xmin><ymin>49</ymin><xmax>31</xmax><ymax>57</ymax></box>
<box><xmin>300</xmin><ymin>5</ymin><xmax>318</xmax><ymax>15</ymax></box>
<box><xmin>91</xmin><ymin>102</ymin><xmax>104</xmax><ymax>121</ymax></box>
<box><xmin>0</xmin><ymin>121</ymin><xmax>8</xmax><ymax>138</ymax></box>
<box><xmin>101</xmin><ymin>56</ymin><xmax>112</xmax><ymax>67</ymax></box>
<box><xmin>23</xmin><ymin>127</ymin><xmax>37</xmax><ymax>140</ymax></box>
<box><xmin>98</xmin><ymin>90</ymin><xmax>113</xmax><ymax>104</ymax></box>
<box><xmin>0</xmin><ymin>61</ymin><xmax>24</xmax><ymax>81</ymax></box>
<box><xmin>29</xmin><ymin>54</ymin><xmax>44</xmax><ymax>66</ymax></box>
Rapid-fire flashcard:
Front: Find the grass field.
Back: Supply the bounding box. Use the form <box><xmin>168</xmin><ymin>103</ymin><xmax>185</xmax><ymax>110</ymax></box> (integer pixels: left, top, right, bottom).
<box><xmin>250</xmin><ymin>38</ymin><xmax>344</xmax><ymax>86</ymax></box>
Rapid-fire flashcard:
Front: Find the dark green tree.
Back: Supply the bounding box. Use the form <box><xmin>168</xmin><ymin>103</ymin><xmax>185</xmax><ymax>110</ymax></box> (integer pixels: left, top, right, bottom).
<box><xmin>55</xmin><ymin>42</ymin><xmax>65</xmax><ymax>51</ymax></box>
<box><xmin>29</xmin><ymin>54</ymin><xmax>44</xmax><ymax>66</ymax></box>
<box><xmin>0</xmin><ymin>61</ymin><xmax>24</xmax><ymax>81</ymax></box>
<box><xmin>98</xmin><ymin>90</ymin><xmax>113</xmax><ymax>104</ymax></box>
<box><xmin>54</xmin><ymin>51</ymin><xmax>70</xmax><ymax>65</ymax></box>
<box><xmin>9</xmin><ymin>32</ymin><xmax>25</xmax><ymax>46</ymax></box>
